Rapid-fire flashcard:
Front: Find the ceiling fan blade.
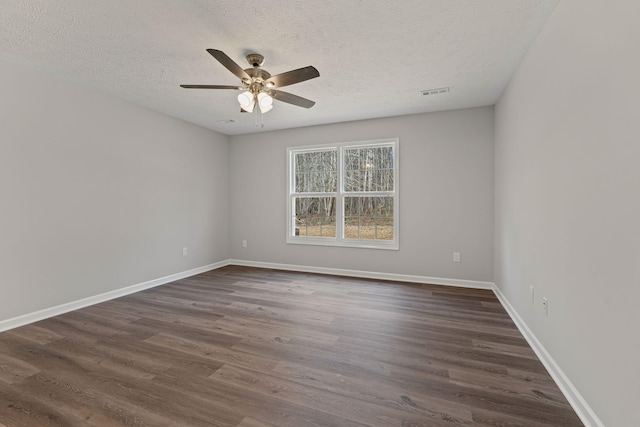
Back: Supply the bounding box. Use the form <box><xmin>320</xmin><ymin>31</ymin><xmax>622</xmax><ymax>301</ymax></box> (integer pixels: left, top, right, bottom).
<box><xmin>207</xmin><ymin>49</ymin><xmax>251</xmax><ymax>81</ymax></box>
<box><xmin>271</xmin><ymin>90</ymin><xmax>316</xmax><ymax>108</ymax></box>
<box><xmin>266</xmin><ymin>66</ymin><xmax>319</xmax><ymax>88</ymax></box>
<box><xmin>180</xmin><ymin>84</ymin><xmax>244</xmax><ymax>89</ymax></box>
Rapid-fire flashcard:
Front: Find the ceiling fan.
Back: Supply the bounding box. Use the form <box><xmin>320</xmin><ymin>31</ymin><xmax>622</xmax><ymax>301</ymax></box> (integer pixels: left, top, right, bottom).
<box><xmin>181</xmin><ymin>49</ymin><xmax>319</xmax><ymax>114</ymax></box>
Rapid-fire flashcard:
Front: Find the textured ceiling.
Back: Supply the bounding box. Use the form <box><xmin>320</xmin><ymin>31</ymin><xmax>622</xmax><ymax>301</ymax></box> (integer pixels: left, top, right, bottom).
<box><xmin>0</xmin><ymin>1</ymin><xmax>558</xmax><ymax>135</ymax></box>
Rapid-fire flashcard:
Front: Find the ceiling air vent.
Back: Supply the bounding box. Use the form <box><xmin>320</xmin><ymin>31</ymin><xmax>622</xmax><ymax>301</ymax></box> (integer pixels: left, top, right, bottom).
<box><xmin>421</xmin><ymin>87</ymin><xmax>449</xmax><ymax>96</ymax></box>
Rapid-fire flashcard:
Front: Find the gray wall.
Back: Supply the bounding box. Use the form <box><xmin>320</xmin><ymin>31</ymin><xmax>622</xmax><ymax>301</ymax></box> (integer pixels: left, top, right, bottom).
<box><xmin>0</xmin><ymin>59</ymin><xmax>230</xmax><ymax>322</ymax></box>
<box><xmin>494</xmin><ymin>1</ymin><xmax>640</xmax><ymax>426</ymax></box>
<box><xmin>229</xmin><ymin>107</ymin><xmax>494</xmax><ymax>282</ymax></box>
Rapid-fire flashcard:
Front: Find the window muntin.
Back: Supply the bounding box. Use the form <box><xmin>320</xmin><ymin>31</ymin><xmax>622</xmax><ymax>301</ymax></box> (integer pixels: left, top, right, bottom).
<box><xmin>287</xmin><ymin>139</ymin><xmax>398</xmax><ymax>249</ymax></box>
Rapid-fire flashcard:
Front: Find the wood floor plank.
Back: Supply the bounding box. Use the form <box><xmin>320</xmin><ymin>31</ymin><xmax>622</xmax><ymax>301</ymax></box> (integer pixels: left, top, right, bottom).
<box><xmin>0</xmin><ymin>265</ymin><xmax>583</xmax><ymax>426</ymax></box>
<box><xmin>210</xmin><ymin>364</ymin><xmax>470</xmax><ymax>427</ymax></box>
<box><xmin>270</xmin><ymin>361</ymin><xmax>474</xmax><ymax>424</ymax></box>
<box><xmin>143</xmin><ymin>332</ymin><xmax>280</xmax><ymax>373</ymax></box>
<box><xmin>235</xmin><ymin>417</ymin><xmax>277</xmax><ymax>427</ymax></box>
<box><xmin>4</xmin><ymin>325</ymin><xmax>64</xmax><ymax>346</ymax></box>
<box><xmin>152</xmin><ymin>372</ymin><xmax>370</xmax><ymax>427</ymax></box>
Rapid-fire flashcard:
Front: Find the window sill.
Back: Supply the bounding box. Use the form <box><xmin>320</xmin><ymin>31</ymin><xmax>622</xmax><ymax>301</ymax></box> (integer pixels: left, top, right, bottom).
<box><xmin>286</xmin><ymin>237</ymin><xmax>399</xmax><ymax>251</ymax></box>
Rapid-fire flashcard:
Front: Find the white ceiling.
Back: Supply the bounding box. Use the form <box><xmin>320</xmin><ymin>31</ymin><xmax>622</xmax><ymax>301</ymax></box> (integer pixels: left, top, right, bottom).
<box><xmin>0</xmin><ymin>1</ymin><xmax>558</xmax><ymax>135</ymax></box>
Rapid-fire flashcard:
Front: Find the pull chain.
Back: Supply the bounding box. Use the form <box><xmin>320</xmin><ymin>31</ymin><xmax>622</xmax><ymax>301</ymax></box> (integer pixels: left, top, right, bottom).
<box><xmin>254</xmin><ymin>108</ymin><xmax>264</xmax><ymax>128</ymax></box>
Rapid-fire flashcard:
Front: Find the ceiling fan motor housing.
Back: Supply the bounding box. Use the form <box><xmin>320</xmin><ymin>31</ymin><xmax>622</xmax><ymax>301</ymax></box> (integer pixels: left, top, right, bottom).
<box><xmin>243</xmin><ymin>67</ymin><xmax>272</xmax><ymax>93</ymax></box>
<box><xmin>246</xmin><ymin>53</ymin><xmax>264</xmax><ymax>67</ymax></box>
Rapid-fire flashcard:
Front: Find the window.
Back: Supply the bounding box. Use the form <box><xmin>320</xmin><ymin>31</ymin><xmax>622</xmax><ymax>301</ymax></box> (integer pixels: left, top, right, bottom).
<box><xmin>287</xmin><ymin>139</ymin><xmax>398</xmax><ymax>249</ymax></box>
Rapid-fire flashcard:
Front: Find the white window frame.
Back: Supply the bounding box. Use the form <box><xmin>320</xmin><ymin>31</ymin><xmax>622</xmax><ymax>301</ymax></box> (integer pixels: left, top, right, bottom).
<box><xmin>286</xmin><ymin>138</ymin><xmax>399</xmax><ymax>250</ymax></box>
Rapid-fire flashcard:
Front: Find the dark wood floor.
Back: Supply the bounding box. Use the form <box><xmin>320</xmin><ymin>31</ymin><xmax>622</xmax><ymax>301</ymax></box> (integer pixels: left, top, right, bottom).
<box><xmin>0</xmin><ymin>266</ymin><xmax>582</xmax><ymax>426</ymax></box>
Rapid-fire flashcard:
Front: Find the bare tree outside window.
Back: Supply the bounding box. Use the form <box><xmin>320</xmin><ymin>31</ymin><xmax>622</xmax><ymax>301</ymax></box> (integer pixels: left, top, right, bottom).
<box><xmin>293</xmin><ymin>150</ymin><xmax>337</xmax><ymax>238</ymax></box>
<box><xmin>343</xmin><ymin>146</ymin><xmax>394</xmax><ymax>241</ymax></box>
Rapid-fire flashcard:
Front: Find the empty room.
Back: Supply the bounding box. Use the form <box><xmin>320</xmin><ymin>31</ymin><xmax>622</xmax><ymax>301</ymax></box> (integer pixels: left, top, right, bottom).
<box><xmin>0</xmin><ymin>1</ymin><xmax>637</xmax><ymax>426</ymax></box>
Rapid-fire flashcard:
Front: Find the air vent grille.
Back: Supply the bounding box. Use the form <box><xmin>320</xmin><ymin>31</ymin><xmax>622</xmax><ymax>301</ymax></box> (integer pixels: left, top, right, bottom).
<box><xmin>421</xmin><ymin>87</ymin><xmax>450</xmax><ymax>96</ymax></box>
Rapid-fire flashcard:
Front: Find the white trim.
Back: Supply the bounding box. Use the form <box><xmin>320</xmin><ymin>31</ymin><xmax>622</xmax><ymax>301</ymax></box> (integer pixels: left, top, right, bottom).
<box><xmin>285</xmin><ymin>236</ymin><xmax>400</xmax><ymax>251</ymax></box>
<box><xmin>227</xmin><ymin>259</ymin><xmax>494</xmax><ymax>289</ymax></box>
<box><xmin>0</xmin><ymin>260</ymin><xmax>230</xmax><ymax>333</ymax></box>
<box><xmin>492</xmin><ymin>286</ymin><xmax>604</xmax><ymax>427</ymax></box>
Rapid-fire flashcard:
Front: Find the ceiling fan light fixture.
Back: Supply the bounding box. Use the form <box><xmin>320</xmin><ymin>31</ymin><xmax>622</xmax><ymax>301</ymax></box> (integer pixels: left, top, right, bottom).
<box><xmin>259</xmin><ymin>103</ymin><xmax>273</xmax><ymax>113</ymax></box>
<box><xmin>257</xmin><ymin>92</ymin><xmax>273</xmax><ymax>108</ymax></box>
<box><xmin>238</xmin><ymin>91</ymin><xmax>255</xmax><ymax>112</ymax></box>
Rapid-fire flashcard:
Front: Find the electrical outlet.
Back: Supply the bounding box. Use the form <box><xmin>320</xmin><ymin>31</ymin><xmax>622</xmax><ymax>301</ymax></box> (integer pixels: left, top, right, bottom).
<box><xmin>242</xmin><ymin>240</ymin><xmax>247</xmax><ymax>248</ymax></box>
<box><xmin>182</xmin><ymin>247</ymin><xmax>188</xmax><ymax>256</ymax></box>
<box><xmin>453</xmin><ymin>252</ymin><xmax>461</xmax><ymax>262</ymax></box>
<box><xmin>529</xmin><ymin>285</ymin><xmax>535</xmax><ymax>303</ymax></box>
<box><xmin>542</xmin><ymin>297</ymin><xmax>548</xmax><ymax>316</ymax></box>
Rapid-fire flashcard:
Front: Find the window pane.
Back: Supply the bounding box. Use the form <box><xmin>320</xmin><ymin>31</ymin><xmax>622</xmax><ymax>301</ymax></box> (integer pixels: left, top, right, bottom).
<box><xmin>374</xmin><ymin>195</ymin><xmax>394</xmax><ymax>218</ymax></box>
<box><xmin>343</xmin><ymin>196</ymin><xmax>394</xmax><ymax>241</ymax></box>
<box><xmin>294</xmin><ymin>197</ymin><xmax>336</xmax><ymax>238</ymax></box>
<box><xmin>294</xmin><ymin>150</ymin><xmax>337</xmax><ymax>193</ymax></box>
<box><xmin>344</xmin><ymin>149</ymin><xmax>360</xmax><ymax>170</ymax></box>
<box><xmin>375</xmin><ymin>217</ymin><xmax>394</xmax><ymax>240</ymax></box>
<box><xmin>343</xmin><ymin>146</ymin><xmax>394</xmax><ymax>192</ymax></box>
<box><xmin>344</xmin><ymin>196</ymin><xmax>359</xmax><ymax>217</ymax></box>
<box><xmin>344</xmin><ymin>170</ymin><xmax>361</xmax><ymax>192</ymax></box>
<box><xmin>344</xmin><ymin>217</ymin><xmax>359</xmax><ymax>239</ymax></box>
<box><xmin>295</xmin><ymin>172</ymin><xmax>305</xmax><ymax>192</ymax></box>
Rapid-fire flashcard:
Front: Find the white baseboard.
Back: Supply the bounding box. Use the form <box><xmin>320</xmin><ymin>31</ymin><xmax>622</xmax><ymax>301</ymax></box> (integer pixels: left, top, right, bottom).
<box><xmin>492</xmin><ymin>286</ymin><xmax>604</xmax><ymax>427</ymax></box>
<box><xmin>0</xmin><ymin>260</ymin><xmax>491</xmax><ymax>334</ymax></box>
<box><xmin>0</xmin><ymin>260</ymin><xmax>230</xmax><ymax>333</ymax></box>
<box><xmin>227</xmin><ymin>259</ymin><xmax>495</xmax><ymax>289</ymax></box>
